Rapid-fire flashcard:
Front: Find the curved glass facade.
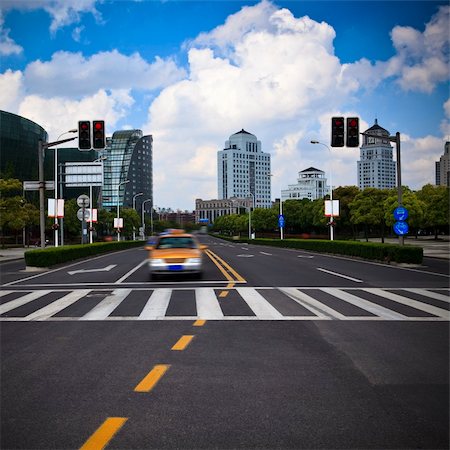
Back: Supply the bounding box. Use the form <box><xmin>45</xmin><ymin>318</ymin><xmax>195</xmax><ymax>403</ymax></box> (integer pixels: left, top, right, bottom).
<box><xmin>0</xmin><ymin>110</ymin><xmax>49</xmax><ymax>180</ymax></box>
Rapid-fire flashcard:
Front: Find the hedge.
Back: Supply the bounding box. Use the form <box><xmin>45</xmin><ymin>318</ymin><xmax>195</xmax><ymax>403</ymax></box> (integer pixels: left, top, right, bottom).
<box><xmin>25</xmin><ymin>240</ymin><xmax>144</xmax><ymax>267</ymax></box>
<box><xmin>215</xmin><ymin>236</ymin><xmax>423</xmax><ymax>264</ymax></box>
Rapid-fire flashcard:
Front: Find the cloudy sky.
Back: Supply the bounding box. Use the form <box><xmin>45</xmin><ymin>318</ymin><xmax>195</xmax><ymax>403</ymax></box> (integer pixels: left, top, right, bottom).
<box><xmin>1</xmin><ymin>0</ymin><xmax>448</xmax><ymax>210</ymax></box>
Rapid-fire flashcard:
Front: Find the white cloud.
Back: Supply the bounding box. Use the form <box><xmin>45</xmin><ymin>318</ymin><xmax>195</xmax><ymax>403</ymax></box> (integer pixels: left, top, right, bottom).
<box><xmin>17</xmin><ymin>89</ymin><xmax>134</xmax><ymax>142</ymax></box>
<box><xmin>24</xmin><ymin>50</ymin><xmax>186</xmax><ymax>98</ymax></box>
<box><xmin>0</xmin><ymin>69</ymin><xmax>24</xmax><ymax>110</ymax></box>
<box><xmin>0</xmin><ymin>11</ymin><xmax>23</xmax><ymax>55</ymax></box>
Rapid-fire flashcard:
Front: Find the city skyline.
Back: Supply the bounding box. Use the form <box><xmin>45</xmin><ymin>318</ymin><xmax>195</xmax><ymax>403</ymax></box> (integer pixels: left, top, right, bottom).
<box><xmin>1</xmin><ymin>0</ymin><xmax>448</xmax><ymax>210</ymax></box>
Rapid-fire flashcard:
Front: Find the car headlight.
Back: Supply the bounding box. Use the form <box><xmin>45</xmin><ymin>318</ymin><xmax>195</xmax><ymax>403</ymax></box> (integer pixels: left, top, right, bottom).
<box><xmin>150</xmin><ymin>259</ymin><xmax>165</xmax><ymax>266</ymax></box>
<box><xmin>186</xmin><ymin>258</ymin><xmax>201</xmax><ymax>265</ymax></box>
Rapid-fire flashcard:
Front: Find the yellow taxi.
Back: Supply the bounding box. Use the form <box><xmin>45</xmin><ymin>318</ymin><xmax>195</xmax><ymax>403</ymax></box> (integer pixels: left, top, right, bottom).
<box><xmin>145</xmin><ymin>229</ymin><xmax>208</xmax><ymax>279</ymax></box>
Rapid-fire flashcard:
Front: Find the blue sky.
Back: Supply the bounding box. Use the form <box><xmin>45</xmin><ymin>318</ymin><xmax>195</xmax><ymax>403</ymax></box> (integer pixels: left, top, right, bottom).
<box><xmin>1</xmin><ymin>0</ymin><xmax>448</xmax><ymax>210</ymax></box>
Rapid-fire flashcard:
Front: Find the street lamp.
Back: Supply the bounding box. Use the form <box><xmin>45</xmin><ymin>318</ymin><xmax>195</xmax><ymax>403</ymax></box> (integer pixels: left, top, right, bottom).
<box><xmin>247</xmin><ymin>192</ymin><xmax>254</xmax><ymax>240</ymax></box>
<box><xmin>116</xmin><ymin>180</ymin><xmax>130</xmax><ymax>241</ymax></box>
<box><xmin>88</xmin><ymin>156</ymin><xmax>107</xmax><ymax>244</ymax></box>
<box><xmin>53</xmin><ymin>129</ymin><xmax>77</xmax><ymax>247</ymax></box>
<box><xmin>132</xmin><ymin>192</ymin><xmax>143</xmax><ymax>240</ymax></box>
<box><xmin>142</xmin><ymin>198</ymin><xmax>152</xmax><ymax>239</ymax></box>
<box><xmin>311</xmin><ymin>140</ymin><xmax>334</xmax><ymax>241</ymax></box>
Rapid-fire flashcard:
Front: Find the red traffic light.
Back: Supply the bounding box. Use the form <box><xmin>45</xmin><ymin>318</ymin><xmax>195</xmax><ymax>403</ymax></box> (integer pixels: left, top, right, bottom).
<box><xmin>331</xmin><ymin>116</ymin><xmax>345</xmax><ymax>147</ymax></box>
<box><xmin>78</xmin><ymin>120</ymin><xmax>91</xmax><ymax>150</ymax></box>
<box><xmin>346</xmin><ymin>117</ymin><xmax>359</xmax><ymax>147</ymax></box>
<box><xmin>92</xmin><ymin>120</ymin><xmax>105</xmax><ymax>149</ymax></box>
<box><xmin>94</xmin><ymin>121</ymin><xmax>103</xmax><ymax>130</ymax></box>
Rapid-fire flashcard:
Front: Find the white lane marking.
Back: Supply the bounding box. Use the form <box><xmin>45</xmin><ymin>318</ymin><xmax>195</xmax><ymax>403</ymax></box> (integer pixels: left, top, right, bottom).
<box><xmin>0</xmin><ymin>291</ymin><xmax>13</xmax><ymax>297</ymax></box>
<box><xmin>138</xmin><ymin>288</ymin><xmax>171</xmax><ymax>319</ymax></box>
<box><xmin>366</xmin><ymin>288</ymin><xmax>450</xmax><ymax>319</ymax></box>
<box><xmin>280</xmin><ymin>288</ymin><xmax>343</xmax><ymax>320</ymax></box>
<box><xmin>404</xmin><ymin>288</ymin><xmax>450</xmax><ymax>303</ymax></box>
<box><xmin>298</xmin><ymin>255</ymin><xmax>314</xmax><ymax>258</ymax></box>
<box><xmin>317</xmin><ymin>268</ymin><xmax>363</xmax><ymax>283</ymax></box>
<box><xmin>321</xmin><ymin>288</ymin><xmax>407</xmax><ymax>320</ymax></box>
<box><xmin>0</xmin><ymin>290</ymin><xmax>51</xmax><ymax>315</ymax></box>
<box><xmin>68</xmin><ymin>265</ymin><xmax>116</xmax><ymax>275</ymax></box>
<box><xmin>237</xmin><ymin>254</ymin><xmax>254</xmax><ymax>258</ymax></box>
<box><xmin>115</xmin><ymin>260</ymin><xmax>147</xmax><ymax>284</ymax></box>
<box><xmin>260</xmin><ymin>252</ymin><xmax>272</xmax><ymax>256</ymax></box>
<box><xmin>24</xmin><ymin>290</ymin><xmax>91</xmax><ymax>321</ymax></box>
<box><xmin>236</xmin><ymin>287</ymin><xmax>283</xmax><ymax>320</ymax></box>
<box><xmin>82</xmin><ymin>289</ymin><xmax>131</xmax><ymax>320</ymax></box>
<box><xmin>195</xmin><ymin>288</ymin><xmax>224</xmax><ymax>319</ymax></box>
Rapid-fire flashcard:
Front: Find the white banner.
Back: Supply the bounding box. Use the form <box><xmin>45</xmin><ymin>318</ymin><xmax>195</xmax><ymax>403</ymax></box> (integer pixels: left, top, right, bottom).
<box><xmin>114</xmin><ymin>217</ymin><xmax>123</xmax><ymax>229</ymax></box>
<box><xmin>48</xmin><ymin>199</ymin><xmax>65</xmax><ymax>218</ymax></box>
<box><xmin>325</xmin><ymin>200</ymin><xmax>340</xmax><ymax>217</ymax></box>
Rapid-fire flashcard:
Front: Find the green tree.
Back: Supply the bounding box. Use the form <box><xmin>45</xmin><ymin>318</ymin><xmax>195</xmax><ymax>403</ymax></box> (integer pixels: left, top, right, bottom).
<box><xmin>349</xmin><ymin>188</ymin><xmax>390</xmax><ymax>242</ymax></box>
<box><xmin>251</xmin><ymin>207</ymin><xmax>277</xmax><ymax>233</ymax></box>
<box><xmin>333</xmin><ymin>186</ymin><xmax>360</xmax><ymax>238</ymax></box>
<box><xmin>416</xmin><ymin>184</ymin><xmax>450</xmax><ymax>238</ymax></box>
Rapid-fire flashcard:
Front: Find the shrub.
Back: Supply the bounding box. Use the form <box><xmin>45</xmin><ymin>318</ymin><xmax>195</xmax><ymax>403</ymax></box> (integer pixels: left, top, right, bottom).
<box><xmin>25</xmin><ymin>240</ymin><xmax>144</xmax><ymax>267</ymax></box>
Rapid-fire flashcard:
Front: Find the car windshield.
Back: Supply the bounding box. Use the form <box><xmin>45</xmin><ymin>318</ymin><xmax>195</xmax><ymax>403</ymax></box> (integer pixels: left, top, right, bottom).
<box><xmin>156</xmin><ymin>237</ymin><xmax>196</xmax><ymax>249</ymax></box>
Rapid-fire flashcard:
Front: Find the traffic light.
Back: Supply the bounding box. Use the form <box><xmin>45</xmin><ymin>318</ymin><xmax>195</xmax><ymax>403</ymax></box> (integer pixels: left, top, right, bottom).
<box><xmin>331</xmin><ymin>117</ymin><xmax>344</xmax><ymax>147</ymax></box>
<box><xmin>78</xmin><ymin>121</ymin><xmax>91</xmax><ymax>150</ymax></box>
<box><xmin>92</xmin><ymin>120</ymin><xmax>105</xmax><ymax>149</ymax></box>
<box><xmin>346</xmin><ymin>117</ymin><xmax>359</xmax><ymax>147</ymax></box>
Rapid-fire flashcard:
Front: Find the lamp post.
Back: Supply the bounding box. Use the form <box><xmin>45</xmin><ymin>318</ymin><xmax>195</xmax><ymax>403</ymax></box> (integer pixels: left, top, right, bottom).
<box><xmin>132</xmin><ymin>192</ymin><xmax>143</xmax><ymax>240</ymax></box>
<box><xmin>279</xmin><ymin>191</ymin><xmax>284</xmax><ymax>240</ymax></box>
<box><xmin>247</xmin><ymin>192</ymin><xmax>254</xmax><ymax>240</ymax></box>
<box><xmin>142</xmin><ymin>198</ymin><xmax>152</xmax><ymax>239</ymax></box>
<box><xmin>116</xmin><ymin>180</ymin><xmax>130</xmax><ymax>241</ymax></box>
<box><xmin>311</xmin><ymin>140</ymin><xmax>334</xmax><ymax>241</ymax></box>
<box><xmin>53</xmin><ymin>129</ymin><xmax>77</xmax><ymax>247</ymax></box>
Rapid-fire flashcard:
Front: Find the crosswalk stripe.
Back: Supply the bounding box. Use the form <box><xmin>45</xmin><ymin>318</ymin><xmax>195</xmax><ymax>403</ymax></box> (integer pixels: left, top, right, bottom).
<box><xmin>24</xmin><ymin>290</ymin><xmax>92</xmax><ymax>321</ymax></box>
<box><xmin>236</xmin><ymin>287</ymin><xmax>284</xmax><ymax>320</ymax></box>
<box><xmin>82</xmin><ymin>289</ymin><xmax>132</xmax><ymax>320</ymax></box>
<box><xmin>280</xmin><ymin>288</ymin><xmax>344</xmax><ymax>319</ymax></box>
<box><xmin>322</xmin><ymin>288</ymin><xmax>407</xmax><ymax>320</ymax></box>
<box><xmin>0</xmin><ymin>290</ymin><xmax>13</xmax><ymax>298</ymax></box>
<box><xmin>364</xmin><ymin>288</ymin><xmax>450</xmax><ymax>319</ymax></box>
<box><xmin>138</xmin><ymin>289</ymin><xmax>171</xmax><ymax>320</ymax></box>
<box><xmin>403</xmin><ymin>288</ymin><xmax>450</xmax><ymax>303</ymax></box>
<box><xmin>0</xmin><ymin>290</ymin><xmax>52</xmax><ymax>315</ymax></box>
<box><xmin>195</xmin><ymin>288</ymin><xmax>224</xmax><ymax>319</ymax></box>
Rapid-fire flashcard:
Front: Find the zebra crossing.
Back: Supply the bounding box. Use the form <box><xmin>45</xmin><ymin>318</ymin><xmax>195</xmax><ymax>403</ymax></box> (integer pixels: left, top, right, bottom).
<box><xmin>0</xmin><ymin>287</ymin><xmax>448</xmax><ymax>321</ymax></box>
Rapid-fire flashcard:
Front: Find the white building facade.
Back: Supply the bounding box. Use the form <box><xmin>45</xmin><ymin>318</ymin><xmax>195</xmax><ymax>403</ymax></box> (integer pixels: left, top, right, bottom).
<box><xmin>218</xmin><ymin>129</ymin><xmax>272</xmax><ymax>208</ymax></box>
<box><xmin>281</xmin><ymin>167</ymin><xmax>329</xmax><ymax>201</ymax></box>
<box><xmin>358</xmin><ymin>120</ymin><xmax>396</xmax><ymax>189</ymax></box>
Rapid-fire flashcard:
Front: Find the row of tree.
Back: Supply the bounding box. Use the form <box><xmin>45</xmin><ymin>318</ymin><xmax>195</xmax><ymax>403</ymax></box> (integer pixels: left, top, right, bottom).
<box><xmin>212</xmin><ymin>185</ymin><xmax>449</xmax><ymax>241</ymax></box>
<box><xmin>0</xmin><ymin>178</ymin><xmax>198</xmax><ymax>246</ymax></box>
<box><xmin>1</xmin><ymin>178</ymin><xmax>448</xmax><ymax>245</ymax></box>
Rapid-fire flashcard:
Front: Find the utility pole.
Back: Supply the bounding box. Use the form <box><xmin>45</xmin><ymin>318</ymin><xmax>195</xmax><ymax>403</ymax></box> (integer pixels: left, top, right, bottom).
<box><xmin>38</xmin><ymin>136</ymin><xmax>77</xmax><ymax>249</ymax></box>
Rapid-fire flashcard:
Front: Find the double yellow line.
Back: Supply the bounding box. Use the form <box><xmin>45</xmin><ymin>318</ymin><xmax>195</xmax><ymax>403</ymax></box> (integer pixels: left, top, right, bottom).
<box><xmin>205</xmin><ymin>249</ymin><xmax>246</xmax><ymax>283</ymax></box>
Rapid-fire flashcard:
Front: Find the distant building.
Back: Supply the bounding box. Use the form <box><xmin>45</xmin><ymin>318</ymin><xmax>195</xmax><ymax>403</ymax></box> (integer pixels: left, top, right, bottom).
<box><xmin>435</xmin><ymin>141</ymin><xmax>449</xmax><ymax>186</ymax></box>
<box><xmin>217</xmin><ymin>129</ymin><xmax>272</xmax><ymax>208</ymax></box>
<box><xmin>281</xmin><ymin>167</ymin><xmax>329</xmax><ymax>201</ymax></box>
<box><xmin>357</xmin><ymin>120</ymin><xmax>396</xmax><ymax>189</ymax></box>
<box><xmin>195</xmin><ymin>197</ymin><xmax>253</xmax><ymax>224</ymax></box>
<box><xmin>101</xmin><ymin>129</ymin><xmax>153</xmax><ymax>214</ymax></box>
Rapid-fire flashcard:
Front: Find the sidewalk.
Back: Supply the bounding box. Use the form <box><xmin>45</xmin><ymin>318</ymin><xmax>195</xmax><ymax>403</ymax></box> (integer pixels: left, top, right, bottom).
<box><xmin>0</xmin><ymin>237</ymin><xmax>449</xmax><ymax>262</ymax></box>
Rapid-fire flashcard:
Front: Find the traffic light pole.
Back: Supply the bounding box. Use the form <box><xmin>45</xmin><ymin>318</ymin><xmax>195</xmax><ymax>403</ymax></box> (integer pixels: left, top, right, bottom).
<box><xmin>38</xmin><ymin>136</ymin><xmax>77</xmax><ymax>249</ymax></box>
<box><xmin>362</xmin><ymin>131</ymin><xmax>403</xmax><ymax>245</ymax></box>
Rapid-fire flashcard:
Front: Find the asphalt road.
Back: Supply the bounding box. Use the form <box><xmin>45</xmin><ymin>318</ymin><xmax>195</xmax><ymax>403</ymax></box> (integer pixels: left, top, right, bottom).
<box><xmin>1</xmin><ymin>235</ymin><xmax>449</xmax><ymax>449</ymax></box>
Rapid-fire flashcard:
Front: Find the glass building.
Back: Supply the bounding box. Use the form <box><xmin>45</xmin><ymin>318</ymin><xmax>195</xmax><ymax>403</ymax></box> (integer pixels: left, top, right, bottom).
<box><xmin>101</xmin><ymin>130</ymin><xmax>153</xmax><ymax>214</ymax></box>
<box><xmin>0</xmin><ymin>110</ymin><xmax>49</xmax><ymax>180</ymax></box>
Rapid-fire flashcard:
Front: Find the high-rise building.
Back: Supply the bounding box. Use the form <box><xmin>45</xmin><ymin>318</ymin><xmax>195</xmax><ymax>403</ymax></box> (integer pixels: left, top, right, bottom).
<box><xmin>101</xmin><ymin>129</ymin><xmax>153</xmax><ymax>214</ymax></box>
<box><xmin>357</xmin><ymin>120</ymin><xmax>396</xmax><ymax>189</ymax></box>
<box><xmin>435</xmin><ymin>141</ymin><xmax>449</xmax><ymax>186</ymax></box>
<box><xmin>281</xmin><ymin>167</ymin><xmax>329</xmax><ymax>201</ymax></box>
<box><xmin>217</xmin><ymin>129</ymin><xmax>271</xmax><ymax>208</ymax></box>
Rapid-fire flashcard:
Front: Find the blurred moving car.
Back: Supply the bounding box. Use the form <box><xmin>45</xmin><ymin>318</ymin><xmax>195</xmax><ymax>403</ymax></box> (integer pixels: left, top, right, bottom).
<box><xmin>145</xmin><ymin>229</ymin><xmax>208</xmax><ymax>279</ymax></box>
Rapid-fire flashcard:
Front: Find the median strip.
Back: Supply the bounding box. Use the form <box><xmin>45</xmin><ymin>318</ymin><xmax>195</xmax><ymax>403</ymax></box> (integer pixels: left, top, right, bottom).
<box><xmin>205</xmin><ymin>249</ymin><xmax>246</xmax><ymax>283</ymax></box>
<box><xmin>172</xmin><ymin>335</ymin><xmax>194</xmax><ymax>351</ymax></box>
<box><xmin>134</xmin><ymin>364</ymin><xmax>170</xmax><ymax>392</ymax></box>
<box><xmin>80</xmin><ymin>417</ymin><xmax>127</xmax><ymax>450</ymax></box>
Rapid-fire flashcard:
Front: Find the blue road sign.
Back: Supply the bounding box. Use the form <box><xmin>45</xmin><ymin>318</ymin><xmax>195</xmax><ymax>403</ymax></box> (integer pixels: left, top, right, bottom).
<box><xmin>278</xmin><ymin>214</ymin><xmax>285</xmax><ymax>228</ymax></box>
<box><xmin>393</xmin><ymin>221</ymin><xmax>409</xmax><ymax>236</ymax></box>
<box><xmin>393</xmin><ymin>206</ymin><xmax>409</xmax><ymax>221</ymax></box>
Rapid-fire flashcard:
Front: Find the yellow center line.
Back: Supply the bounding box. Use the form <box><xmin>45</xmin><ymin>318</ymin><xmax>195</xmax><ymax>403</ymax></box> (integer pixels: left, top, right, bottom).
<box><xmin>193</xmin><ymin>319</ymin><xmax>206</xmax><ymax>327</ymax></box>
<box><xmin>172</xmin><ymin>335</ymin><xmax>194</xmax><ymax>351</ymax></box>
<box><xmin>219</xmin><ymin>291</ymin><xmax>229</xmax><ymax>298</ymax></box>
<box><xmin>227</xmin><ymin>282</ymin><xmax>235</xmax><ymax>289</ymax></box>
<box><xmin>80</xmin><ymin>417</ymin><xmax>127</xmax><ymax>450</ymax></box>
<box><xmin>134</xmin><ymin>364</ymin><xmax>170</xmax><ymax>393</ymax></box>
<box><xmin>205</xmin><ymin>249</ymin><xmax>246</xmax><ymax>283</ymax></box>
